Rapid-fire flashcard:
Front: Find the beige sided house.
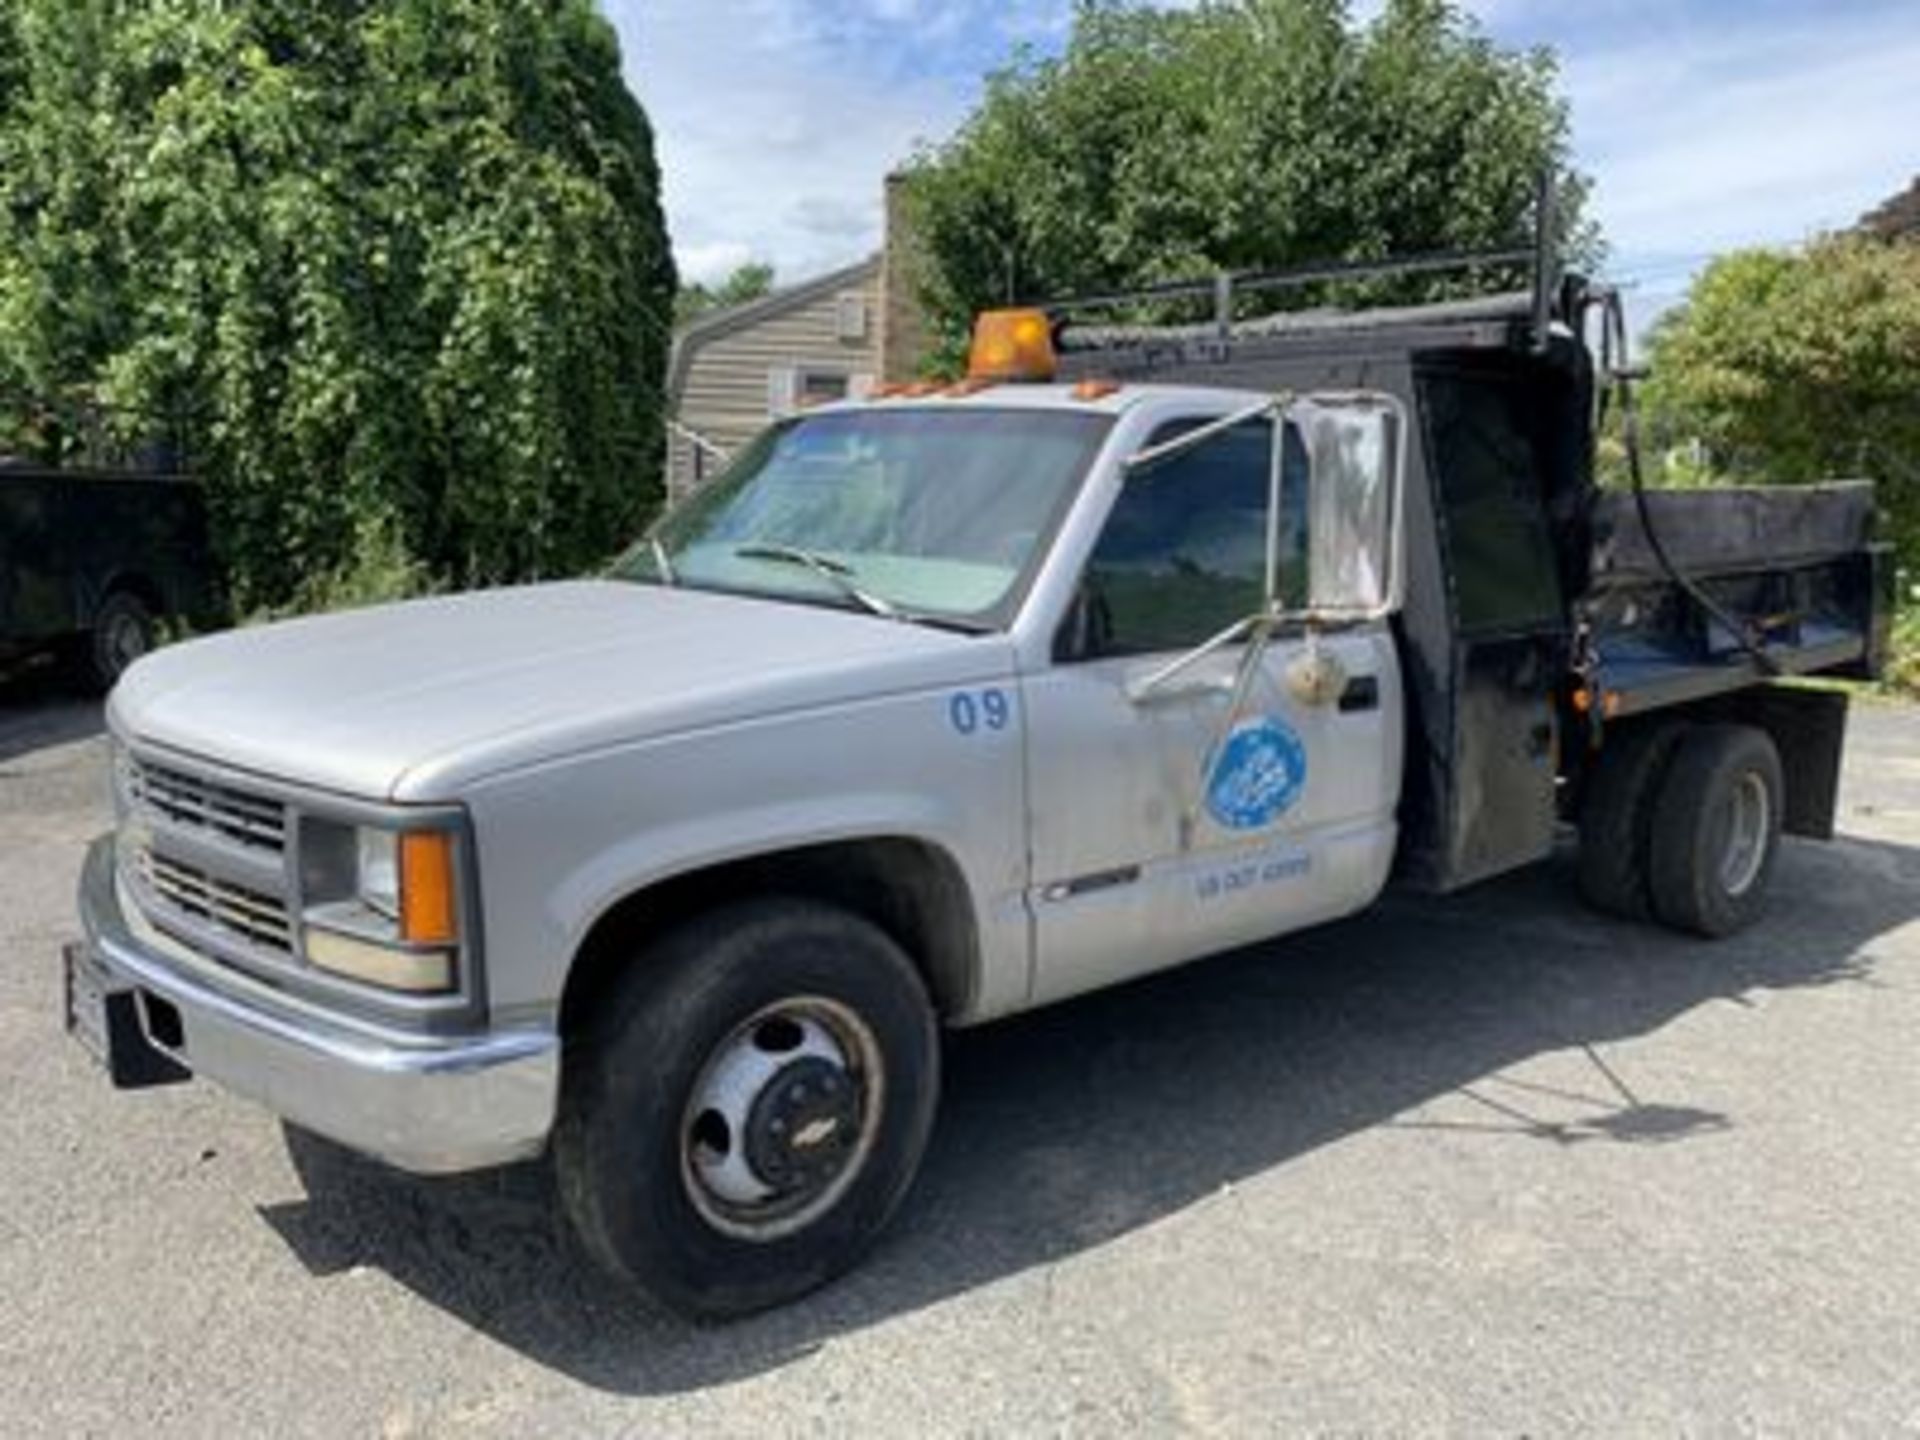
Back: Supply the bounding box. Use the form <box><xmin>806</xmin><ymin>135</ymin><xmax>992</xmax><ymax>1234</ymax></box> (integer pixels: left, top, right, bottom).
<box><xmin>665</xmin><ymin>257</ymin><xmax>883</xmax><ymax>497</ymax></box>
<box><xmin>666</xmin><ymin>178</ymin><xmax>933</xmax><ymax>496</ymax></box>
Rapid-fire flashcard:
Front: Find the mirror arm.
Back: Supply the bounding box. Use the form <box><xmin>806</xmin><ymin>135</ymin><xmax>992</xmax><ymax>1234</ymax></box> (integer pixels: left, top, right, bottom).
<box><xmin>1123</xmin><ymin>611</ymin><xmax>1263</xmax><ymax>703</ymax></box>
<box><xmin>1178</xmin><ymin>608</ymin><xmax>1281</xmax><ymax>847</ymax></box>
<box><xmin>1266</xmin><ymin>397</ymin><xmax>1285</xmax><ymax>606</ymax></box>
<box><xmin>1122</xmin><ymin>397</ymin><xmax>1283</xmax><ymax>472</ymax></box>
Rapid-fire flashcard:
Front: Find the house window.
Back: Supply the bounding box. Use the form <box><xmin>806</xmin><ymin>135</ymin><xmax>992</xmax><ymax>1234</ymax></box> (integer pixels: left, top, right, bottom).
<box><xmin>769</xmin><ymin>366</ymin><xmax>852</xmax><ymax>417</ymax></box>
<box><xmin>836</xmin><ymin>294</ymin><xmax>869</xmax><ymax>343</ymax></box>
<box><xmin>800</xmin><ymin>369</ymin><xmax>850</xmax><ymax>406</ymax></box>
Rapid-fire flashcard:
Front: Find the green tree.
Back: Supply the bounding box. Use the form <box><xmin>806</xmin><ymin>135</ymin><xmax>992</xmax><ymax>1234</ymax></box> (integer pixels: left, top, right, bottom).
<box><xmin>675</xmin><ymin>260</ymin><xmax>776</xmax><ymax>327</ymax></box>
<box><xmin>1642</xmin><ymin>236</ymin><xmax>1920</xmax><ymax>569</ymax></box>
<box><xmin>901</xmin><ymin>0</ymin><xmax>1592</xmax><ymax>362</ymax></box>
<box><xmin>0</xmin><ymin>0</ymin><xmax>676</xmax><ymax>610</ymax></box>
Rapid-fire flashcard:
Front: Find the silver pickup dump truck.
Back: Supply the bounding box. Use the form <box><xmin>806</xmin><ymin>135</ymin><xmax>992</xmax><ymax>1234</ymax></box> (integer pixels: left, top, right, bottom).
<box><xmin>64</xmin><ymin>251</ymin><xmax>1891</xmax><ymax>1318</ymax></box>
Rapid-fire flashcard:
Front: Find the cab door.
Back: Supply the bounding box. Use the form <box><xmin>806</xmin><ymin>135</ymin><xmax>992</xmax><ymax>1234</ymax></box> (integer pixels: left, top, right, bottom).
<box><xmin>1021</xmin><ymin>409</ymin><xmax>1404</xmax><ymax>1007</ymax></box>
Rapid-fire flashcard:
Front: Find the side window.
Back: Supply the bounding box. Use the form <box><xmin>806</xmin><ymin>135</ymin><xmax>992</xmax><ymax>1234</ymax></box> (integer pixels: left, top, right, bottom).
<box><xmin>1417</xmin><ymin>369</ymin><xmax>1562</xmax><ymax>634</ymax></box>
<box><xmin>1075</xmin><ymin>418</ymin><xmax>1308</xmax><ymax>658</ymax></box>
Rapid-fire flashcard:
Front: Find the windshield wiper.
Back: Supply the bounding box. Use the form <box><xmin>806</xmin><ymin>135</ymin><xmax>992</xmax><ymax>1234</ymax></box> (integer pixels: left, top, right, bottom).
<box><xmin>733</xmin><ymin>543</ymin><xmax>901</xmax><ymax>619</ymax></box>
<box><xmin>649</xmin><ymin>538</ymin><xmax>679</xmax><ymax>587</ymax></box>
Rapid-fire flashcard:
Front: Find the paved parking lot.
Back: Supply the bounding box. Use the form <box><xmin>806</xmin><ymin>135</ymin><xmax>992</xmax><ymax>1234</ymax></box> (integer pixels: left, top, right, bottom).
<box><xmin>3</xmin><ymin>675</ymin><xmax>1918</xmax><ymax>1436</ymax></box>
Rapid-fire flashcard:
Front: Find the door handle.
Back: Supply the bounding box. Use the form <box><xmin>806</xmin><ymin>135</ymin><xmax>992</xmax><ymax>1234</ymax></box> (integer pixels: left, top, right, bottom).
<box><xmin>1125</xmin><ymin>672</ymin><xmax>1235</xmax><ymax>706</ymax></box>
<box><xmin>1337</xmin><ymin>675</ymin><xmax>1380</xmax><ymax>713</ymax></box>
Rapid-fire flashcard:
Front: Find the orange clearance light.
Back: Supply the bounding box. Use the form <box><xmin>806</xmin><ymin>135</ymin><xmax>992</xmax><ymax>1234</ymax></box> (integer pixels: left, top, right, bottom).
<box><xmin>399</xmin><ymin>831</ymin><xmax>459</xmax><ymax>945</ymax></box>
<box><xmin>969</xmin><ymin>308</ymin><xmax>1058</xmax><ymax>382</ymax></box>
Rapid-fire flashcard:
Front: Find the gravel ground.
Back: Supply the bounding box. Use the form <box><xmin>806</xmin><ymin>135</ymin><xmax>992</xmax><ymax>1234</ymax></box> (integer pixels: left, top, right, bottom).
<box><xmin>2</xmin><ymin>675</ymin><xmax>1917</xmax><ymax>1437</ymax></box>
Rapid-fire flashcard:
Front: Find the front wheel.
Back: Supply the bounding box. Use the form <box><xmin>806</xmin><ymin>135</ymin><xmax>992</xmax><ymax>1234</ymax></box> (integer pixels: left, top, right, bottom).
<box><xmin>555</xmin><ymin>899</ymin><xmax>940</xmax><ymax>1320</ymax></box>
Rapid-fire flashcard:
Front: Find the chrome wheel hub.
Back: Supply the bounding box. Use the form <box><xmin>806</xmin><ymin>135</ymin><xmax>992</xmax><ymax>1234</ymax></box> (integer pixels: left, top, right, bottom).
<box><xmin>681</xmin><ymin>998</ymin><xmax>881</xmax><ymax>1241</ymax></box>
<box><xmin>1718</xmin><ymin>770</ymin><xmax>1771</xmax><ymax>898</ymax></box>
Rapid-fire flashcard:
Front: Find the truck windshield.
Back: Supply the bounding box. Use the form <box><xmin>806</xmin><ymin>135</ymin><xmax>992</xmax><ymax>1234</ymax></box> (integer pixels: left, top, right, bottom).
<box><xmin>613</xmin><ymin>408</ymin><xmax>1113</xmax><ymax>628</ymax></box>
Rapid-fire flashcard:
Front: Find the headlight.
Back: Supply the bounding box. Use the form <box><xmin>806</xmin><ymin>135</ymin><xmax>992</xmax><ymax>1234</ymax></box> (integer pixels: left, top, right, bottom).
<box><xmin>357</xmin><ymin>828</ymin><xmax>401</xmax><ymax>919</ymax></box>
<box><xmin>301</xmin><ymin>821</ymin><xmax>463</xmax><ymax>994</ymax></box>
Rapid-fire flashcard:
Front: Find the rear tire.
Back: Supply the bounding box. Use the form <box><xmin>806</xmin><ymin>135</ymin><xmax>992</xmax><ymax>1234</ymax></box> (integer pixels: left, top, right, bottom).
<box><xmin>555</xmin><ymin>898</ymin><xmax>940</xmax><ymax>1321</ymax></box>
<box><xmin>1648</xmin><ymin>724</ymin><xmax>1784</xmax><ymax>938</ymax></box>
<box><xmin>1577</xmin><ymin>720</ymin><xmax>1683</xmax><ymax>920</ymax></box>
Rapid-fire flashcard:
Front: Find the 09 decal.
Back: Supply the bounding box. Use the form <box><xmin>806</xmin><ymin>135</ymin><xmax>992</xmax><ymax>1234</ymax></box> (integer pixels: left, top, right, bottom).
<box><xmin>948</xmin><ymin>688</ymin><xmax>1013</xmax><ymax>736</ymax></box>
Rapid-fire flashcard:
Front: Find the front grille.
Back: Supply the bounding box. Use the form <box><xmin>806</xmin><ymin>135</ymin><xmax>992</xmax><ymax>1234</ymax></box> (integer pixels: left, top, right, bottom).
<box><xmin>135</xmin><ymin>847</ymin><xmax>296</xmax><ymax>955</ymax></box>
<box><xmin>128</xmin><ymin>756</ymin><xmax>288</xmax><ymax>855</ymax></box>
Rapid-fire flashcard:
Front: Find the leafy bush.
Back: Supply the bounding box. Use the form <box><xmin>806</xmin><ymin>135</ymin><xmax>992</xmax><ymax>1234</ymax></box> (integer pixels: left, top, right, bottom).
<box><xmin>1890</xmin><ymin>585</ymin><xmax>1920</xmax><ymax>698</ymax></box>
<box><xmin>268</xmin><ymin>509</ymin><xmax>437</xmax><ymax>619</ymax></box>
<box><xmin>1643</xmin><ymin>237</ymin><xmax>1920</xmax><ymax>574</ymax></box>
<box><xmin>0</xmin><ymin>0</ymin><xmax>676</xmax><ymax>612</ymax></box>
<box><xmin>900</xmin><ymin>0</ymin><xmax>1594</xmax><ymax>365</ymax></box>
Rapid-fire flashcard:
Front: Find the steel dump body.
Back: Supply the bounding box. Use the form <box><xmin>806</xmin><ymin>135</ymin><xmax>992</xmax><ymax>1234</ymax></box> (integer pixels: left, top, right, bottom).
<box><xmin>1585</xmin><ymin>483</ymin><xmax>1888</xmax><ymax>712</ymax></box>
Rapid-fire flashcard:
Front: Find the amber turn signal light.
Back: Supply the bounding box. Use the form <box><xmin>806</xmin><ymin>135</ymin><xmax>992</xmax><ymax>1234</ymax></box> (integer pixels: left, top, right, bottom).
<box><xmin>399</xmin><ymin>831</ymin><xmax>459</xmax><ymax>945</ymax></box>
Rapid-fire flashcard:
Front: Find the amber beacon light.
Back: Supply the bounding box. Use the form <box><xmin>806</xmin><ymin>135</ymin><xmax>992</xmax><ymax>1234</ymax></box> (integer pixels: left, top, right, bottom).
<box><xmin>968</xmin><ymin>308</ymin><xmax>1058</xmax><ymax>382</ymax></box>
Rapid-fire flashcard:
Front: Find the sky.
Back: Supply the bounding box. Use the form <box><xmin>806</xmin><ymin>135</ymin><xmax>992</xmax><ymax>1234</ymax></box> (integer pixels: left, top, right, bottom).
<box><xmin>607</xmin><ymin>0</ymin><xmax>1920</xmax><ymax>332</ymax></box>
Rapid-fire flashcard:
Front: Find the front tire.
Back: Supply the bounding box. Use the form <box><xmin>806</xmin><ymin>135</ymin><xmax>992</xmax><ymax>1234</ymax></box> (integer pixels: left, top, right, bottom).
<box><xmin>1648</xmin><ymin>724</ymin><xmax>1784</xmax><ymax>938</ymax></box>
<box><xmin>555</xmin><ymin>899</ymin><xmax>940</xmax><ymax>1320</ymax></box>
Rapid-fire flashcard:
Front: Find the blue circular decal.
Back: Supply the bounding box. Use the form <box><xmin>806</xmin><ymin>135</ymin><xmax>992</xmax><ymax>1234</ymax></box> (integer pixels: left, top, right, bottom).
<box><xmin>1205</xmin><ymin>716</ymin><xmax>1308</xmax><ymax>831</ymax></box>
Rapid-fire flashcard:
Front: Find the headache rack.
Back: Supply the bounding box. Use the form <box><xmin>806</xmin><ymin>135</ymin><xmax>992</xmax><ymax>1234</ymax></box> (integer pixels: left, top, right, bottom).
<box><xmin>1034</xmin><ymin>188</ymin><xmax>1891</xmax><ymax>892</ymax></box>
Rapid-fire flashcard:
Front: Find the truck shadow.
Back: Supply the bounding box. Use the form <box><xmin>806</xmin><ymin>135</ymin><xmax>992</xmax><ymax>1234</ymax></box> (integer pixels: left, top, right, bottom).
<box><xmin>261</xmin><ymin>829</ymin><xmax>1920</xmax><ymax>1395</ymax></box>
<box><xmin>0</xmin><ymin>668</ymin><xmax>102</xmax><ymax>767</ymax></box>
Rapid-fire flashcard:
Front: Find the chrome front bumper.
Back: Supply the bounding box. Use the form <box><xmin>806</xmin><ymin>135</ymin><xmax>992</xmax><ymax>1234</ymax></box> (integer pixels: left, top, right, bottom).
<box><xmin>74</xmin><ymin>833</ymin><xmax>559</xmax><ymax>1175</ymax></box>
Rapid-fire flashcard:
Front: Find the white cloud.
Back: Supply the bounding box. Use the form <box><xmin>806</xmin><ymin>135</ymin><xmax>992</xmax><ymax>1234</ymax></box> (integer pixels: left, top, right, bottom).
<box><xmin>1568</xmin><ymin>11</ymin><xmax>1918</xmax><ymax>253</ymax></box>
<box><xmin>610</xmin><ymin>0</ymin><xmax>1920</xmax><ymax>330</ymax></box>
<box><xmin>791</xmin><ymin>194</ymin><xmax>880</xmax><ymax>243</ymax></box>
<box><xmin>1491</xmin><ymin>1</ymin><xmax>1920</xmax><ymax>330</ymax></box>
<box><xmin>676</xmin><ymin>240</ymin><xmax>759</xmax><ymax>286</ymax></box>
<box><xmin>607</xmin><ymin>0</ymin><xmax>984</xmax><ymax>286</ymax></box>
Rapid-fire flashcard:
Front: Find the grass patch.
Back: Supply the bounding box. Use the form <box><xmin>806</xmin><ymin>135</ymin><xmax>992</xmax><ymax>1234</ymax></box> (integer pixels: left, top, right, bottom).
<box><xmin>252</xmin><ymin>512</ymin><xmax>438</xmax><ymax>623</ymax></box>
<box><xmin>1888</xmin><ymin>600</ymin><xmax>1920</xmax><ymax>699</ymax></box>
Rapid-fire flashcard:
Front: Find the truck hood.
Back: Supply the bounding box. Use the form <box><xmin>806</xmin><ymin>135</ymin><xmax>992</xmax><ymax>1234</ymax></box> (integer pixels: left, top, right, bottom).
<box><xmin>111</xmin><ymin>580</ymin><xmax>1010</xmax><ymax>801</ymax></box>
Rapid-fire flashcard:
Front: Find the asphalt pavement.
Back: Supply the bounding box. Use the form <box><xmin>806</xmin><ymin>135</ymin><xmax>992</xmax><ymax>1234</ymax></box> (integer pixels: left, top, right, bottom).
<box><xmin>2</xmin><ymin>671</ymin><xmax>1917</xmax><ymax>1436</ymax></box>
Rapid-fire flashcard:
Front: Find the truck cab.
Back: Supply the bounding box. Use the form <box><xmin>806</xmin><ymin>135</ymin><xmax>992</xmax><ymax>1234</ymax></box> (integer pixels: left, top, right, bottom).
<box><xmin>64</xmin><ymin>268</ymin><xmax>1887</xmax><ymax>1320</ymax></box>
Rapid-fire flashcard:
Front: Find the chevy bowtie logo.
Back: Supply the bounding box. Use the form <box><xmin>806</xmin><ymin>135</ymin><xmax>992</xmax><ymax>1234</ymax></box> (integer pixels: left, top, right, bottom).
<box><xmin>791</xmin><ymin>1117</ymin><xmax>839</xmax><ymax>1150</ymax></box>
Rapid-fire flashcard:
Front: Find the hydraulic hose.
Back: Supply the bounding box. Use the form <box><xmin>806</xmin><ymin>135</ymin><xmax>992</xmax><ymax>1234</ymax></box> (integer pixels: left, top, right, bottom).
<box><xmin>1596</xmin><ymin>289</ymin><xmax>1779</xmax><ymax>676</ymax></box>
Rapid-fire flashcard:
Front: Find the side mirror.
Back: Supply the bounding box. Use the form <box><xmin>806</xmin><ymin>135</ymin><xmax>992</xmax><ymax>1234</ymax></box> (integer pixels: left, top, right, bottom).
<box><xmin>1277</xmin><ymin>394</ymin><xmax>1405</xmax><ymax>624</ymax></box>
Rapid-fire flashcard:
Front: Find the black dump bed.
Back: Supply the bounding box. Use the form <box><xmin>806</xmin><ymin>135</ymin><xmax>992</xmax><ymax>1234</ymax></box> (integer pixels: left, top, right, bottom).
<box><xmin>1584</xmin><ymin>482</ymin><xmax>1888</xmax><ymax>715</ymax></box>
<box><xmin>1591</xmin><ymin>482</ymin><xmax>1876</xmax><ymax>583</ymax></box>
<box><xmin>1052</xmin><ymin>272</ymin><xmax>1890</xmax><ymax>892</ymax></box>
